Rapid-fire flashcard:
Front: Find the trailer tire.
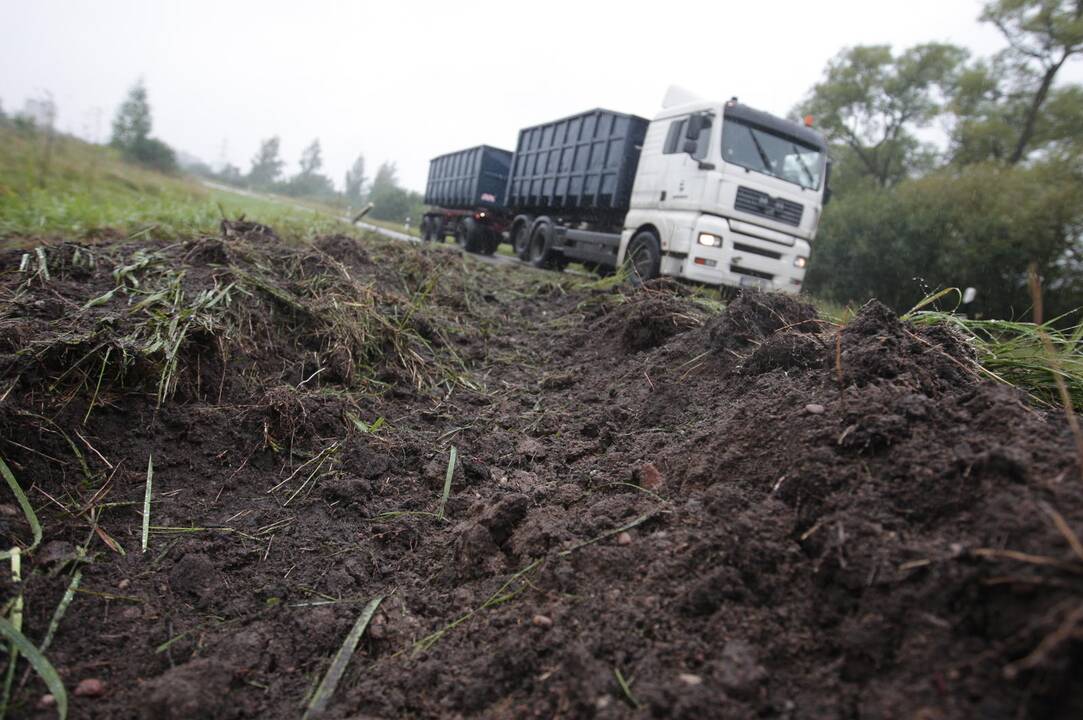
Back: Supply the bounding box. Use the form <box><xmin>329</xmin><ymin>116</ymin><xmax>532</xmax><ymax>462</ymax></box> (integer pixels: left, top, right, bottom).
<box><xmin>480</xmin><ymin>229</ymin><xmax>499</xmax><ymax>256</ymax></box>
<box><xmin>460</xmin><ymin>217</ymin><xmax>486</xmax><ymax>254</ymax></box>
<box><xmin>625</xmin><ymin>230</ymin><xmax>661</xmax><ymax>285</ymax></box>
<box><xmin>420</xmin><ymin>217</ymin><xmax>433</xmax><ymax>242</ymax></box>
<box><xmin>527</xmin><ymin>218</ymin><xmax>558</xmax><ymax>268</ymax></box>
<box><xmin>510</xmin><ymin>216</ymin><xmax>533</xmax><ymax>260</ymax></box>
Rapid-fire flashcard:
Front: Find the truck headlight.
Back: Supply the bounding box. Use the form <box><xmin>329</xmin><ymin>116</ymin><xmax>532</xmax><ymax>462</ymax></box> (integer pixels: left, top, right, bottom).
<box><xmin>794</xmin><ymin>256</ymin><xmax>808</xmax><ymax>268</ymax></box>
<box><xmin>697</xmin><ymin>233</ymin><xmax>723</xmax><ymax>248</ymax></box>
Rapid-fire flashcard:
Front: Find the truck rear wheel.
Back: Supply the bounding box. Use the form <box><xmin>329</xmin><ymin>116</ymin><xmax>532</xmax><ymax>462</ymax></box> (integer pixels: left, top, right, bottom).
<box><xmin>421</xmin><ymin>217</ymin><xmax>433</xmax><ymax>242</ymax></box>
<box><xmin>510</xmin><ymin>216</ymin><xmax>533</xmax><ymax>260</ymax></box>
<box><xmin>480</xmin><ymin>229</ymin><xmax>499</xmax><ymax>256</ymax></box>
<box><xmin>626</xmin><ymin>230</ymin><xmax>661</xmax><ymax>285</ymax></box>
<box><xmin>527</xmin><ymin>219</ymin><xmax>557</xmax><ymax>269</ymax></box>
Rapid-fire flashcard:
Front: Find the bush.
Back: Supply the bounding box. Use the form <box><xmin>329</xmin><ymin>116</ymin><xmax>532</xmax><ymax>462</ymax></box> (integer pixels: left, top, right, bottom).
<box><xmin>807</xmin><ymin>161</ymin><xmax>1083</xmax><ymax>319</ymax></box>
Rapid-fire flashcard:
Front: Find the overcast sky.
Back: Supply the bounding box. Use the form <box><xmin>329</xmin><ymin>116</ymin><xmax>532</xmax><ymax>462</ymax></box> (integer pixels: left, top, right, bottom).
<box><xmin>3</xmin><ymin>0</ymin><xmax>1081</xmax><ymax>192</ymax></box>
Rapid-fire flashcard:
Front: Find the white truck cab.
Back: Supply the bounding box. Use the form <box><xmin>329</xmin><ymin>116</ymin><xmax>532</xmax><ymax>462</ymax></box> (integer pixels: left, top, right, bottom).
<box><xmin>619</xmin><ymin>87</ymin><xmax>829</xmax><ymax>293</ymax></box>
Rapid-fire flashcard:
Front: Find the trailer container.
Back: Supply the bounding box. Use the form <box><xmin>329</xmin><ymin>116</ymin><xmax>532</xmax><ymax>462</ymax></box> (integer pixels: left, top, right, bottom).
<box><xmin>506</xmin><ymin>109</ymin><xmax>648</xmax><ymax>218</ymax></box>
<box><xmin>420</xmin><ymin>145</ymin><xmax>512</xmax><ymax>254</ymax></box>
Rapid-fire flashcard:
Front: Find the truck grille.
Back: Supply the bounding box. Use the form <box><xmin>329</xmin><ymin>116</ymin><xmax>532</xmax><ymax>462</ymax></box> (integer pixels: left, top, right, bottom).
<box><xmin>734</xmin><ymin>186</ymin><xmax>803</xmax><ymax>227</ymax></box>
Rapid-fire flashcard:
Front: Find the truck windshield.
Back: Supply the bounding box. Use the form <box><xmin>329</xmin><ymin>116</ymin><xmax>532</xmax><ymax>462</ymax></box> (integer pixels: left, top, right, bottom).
<box><xmin>721</xmin><ymin>118</ymin><xmax>824</xmax><ymax>190</ymax></box>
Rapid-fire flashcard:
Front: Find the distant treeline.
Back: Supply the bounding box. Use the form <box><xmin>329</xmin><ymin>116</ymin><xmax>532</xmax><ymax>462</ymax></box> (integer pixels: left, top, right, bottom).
<box><xmin>793</xmin><ymin>0</ymin><xmax>1083</xmax><ymax>320</ymax></box>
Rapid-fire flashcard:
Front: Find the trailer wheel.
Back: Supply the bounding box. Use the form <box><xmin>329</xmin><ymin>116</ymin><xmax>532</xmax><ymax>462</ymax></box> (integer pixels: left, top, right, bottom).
<box><xmin>625</xmin><ymin>230</ymin><xmax>661</xmax><ymax>285</ymax></box>
<box><xmin>510</xmin><ymin>216</ymin><xmax>532</xmax><ymax>260</ymax></box>
<box><xmin>527</xmin><ymin>219</ymin><xmax>557</xmax><ymax>268</ymax></box>
<box><xmin>460</xmin><ymin>217</ymin><xmax>486</xmax><ymax>254</ymax></box>
<box><xmin>420</xmin><ymin>217</ymin><xmax>432</xmax><ymax>242</ymax></box>
<box><xmin>431</xmin><ymin>218</ymin><xmax>444</xmax><ymax>243</ymax></box>
<box><xmin>479</xmin><ymin>229</ymin><xmax>498</xmax><ymax>256</ymax></box>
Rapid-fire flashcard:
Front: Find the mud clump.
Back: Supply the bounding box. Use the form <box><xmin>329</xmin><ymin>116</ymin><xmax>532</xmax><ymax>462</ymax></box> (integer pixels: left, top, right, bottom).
<box><xmin>142</xmin><ymin>659</ymin><xmax>238</xmax><ymax>720</ymax></box>
<box><xmin>615</xmin><ymin>291</ymin><xmax>704</xmax><ymax>352</ymax></box>
<box><xmin>706</xmin><ymin>290</ymin><xmax>819</xmax><ymax>352</ymax></box>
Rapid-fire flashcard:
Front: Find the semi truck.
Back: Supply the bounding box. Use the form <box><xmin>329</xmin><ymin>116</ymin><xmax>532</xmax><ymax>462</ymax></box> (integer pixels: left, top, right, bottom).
<box><xmin>421</xmin><ymin>87</ymin><xmax>830</xmax><ymax>293</ymax></box>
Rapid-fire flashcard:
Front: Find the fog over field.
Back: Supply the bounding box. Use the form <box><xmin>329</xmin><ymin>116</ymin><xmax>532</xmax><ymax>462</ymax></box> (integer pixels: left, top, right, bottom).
<box><xmin>4</xmin><ymin>0</ymin><xmax>1078</xmax><ymax>191</ymax></box>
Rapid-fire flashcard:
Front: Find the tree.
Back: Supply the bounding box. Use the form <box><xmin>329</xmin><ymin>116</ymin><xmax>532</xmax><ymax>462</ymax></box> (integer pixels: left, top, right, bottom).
<box><xmin>299</xmin><ymin>139</ymin><xmax>322</xmax><ymax>175</ymax></box>
<box><xmin>345</xmin><ymin>154</ymin><xmax>367</xmax><ymax>203</ymax></box>
<box><xmin>111</xmin><ymin>80</ymin><xmax>152</xmax><ymax>151</ymax></box>
<box><xmin>797</xmin><ymin>43</ymin><xmax>967</xmax><ymax>190</ymax></box>
<box><xmin>248</xmin><ymin>136</ymin><xmax>284</xmax><ymax>189</ymax></box>
<box><xmin>281</xmin><ymin>139</ymin><xmax>335</xmax><ymax>198</ymax></box>
<box><xmin>367</xmin><ymin>161</ymin><xmax>423</xmax><ymax>222</ymax></box>
<box><xmin>980</xmin><ymin>0</ymin><xmax>1083</xmax><ymax>164</ymax></box>
<box><xmin>109</xmin><ymin>80</ymin><xmax>177</xmax><ymax>173</ymax></box>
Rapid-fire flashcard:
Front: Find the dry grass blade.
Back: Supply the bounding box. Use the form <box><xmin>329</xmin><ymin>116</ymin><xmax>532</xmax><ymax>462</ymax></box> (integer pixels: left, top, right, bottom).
<box><xmin>141</xmin><ymin>454</ymin><xmax>153</xmax><ymax>553</ymax></box>
<box><xmin>302</xmin><ymin>595</ymin><xmax>383</xmax><ymax>720</ymax></box>
<box><xmin>437</xmin><ymin>446</ymin><xmax>457</xmax><ymax>520</ymax></box>
<box><xmin>1002</xmin><ymin>602</ymin><xmax>1083</xmax><ymax>680</ymax></box>
<box><xmin>1</xmin><ymin>550</ymin><xmax>23</xmax><ymax>717</ymax></box>
<box><xmin>0</xmin><ymin>457</ymin><xmax>42</xmax><ymax>558</ymax></box>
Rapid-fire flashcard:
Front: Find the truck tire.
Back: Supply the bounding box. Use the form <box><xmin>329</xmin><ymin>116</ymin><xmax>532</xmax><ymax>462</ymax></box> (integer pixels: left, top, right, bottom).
<box><xmin>460</xmin><ymin>217</ymin><xmax>486</xmax><ymax>254</ymax></box>
<box><xmin>510</xmin><ymin>216</ymin><xmax>533</xmax><ymax>260</ymax></box>
<box><xmin>527</xmin><ymin>218</ymin><xmax>557</xmax><ymax>269</ymax></box>
<box><xmin>625</xmin><ymin>230</ymin><xmax>661</xmax><ymax>285</ymax></box>
<box><xmin>432</xmin><ymin>217</ymin><xmax>444</xmax><ymax>243</ymax></box>
<box><xmin>480</xmin><ymin>229</ymin><xmax>499</xmax><ymax>256</ymax></box>
<box><xmin>420</xmin><ymin>217</ymin><xmax>433</xmax><ymax>242</ymax></box>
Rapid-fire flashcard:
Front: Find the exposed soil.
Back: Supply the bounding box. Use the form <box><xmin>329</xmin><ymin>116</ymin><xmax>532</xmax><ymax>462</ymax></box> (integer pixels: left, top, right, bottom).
<box><xmin>1</xmin><ymin>226</ymin><xmax>1081</xmax><ymax>719</ymax></box>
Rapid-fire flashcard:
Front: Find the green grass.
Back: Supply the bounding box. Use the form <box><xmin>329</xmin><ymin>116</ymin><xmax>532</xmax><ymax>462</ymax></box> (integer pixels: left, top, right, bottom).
<box><xmin>0</xmin><ymin>125</ymin><xmax>356</xmax><ymax>245</ymax></box>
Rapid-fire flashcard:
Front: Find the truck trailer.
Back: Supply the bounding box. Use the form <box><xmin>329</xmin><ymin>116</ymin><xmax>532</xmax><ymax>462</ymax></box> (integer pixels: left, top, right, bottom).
<box><xmin>420</xmin><ymin>145</ymin><xmax>512</xmax><ymax>256</ymax></box>
<box><xmin>422</xmin><ymin>87</ymin><xmax>830</xmax><ymax>293</ymax></box>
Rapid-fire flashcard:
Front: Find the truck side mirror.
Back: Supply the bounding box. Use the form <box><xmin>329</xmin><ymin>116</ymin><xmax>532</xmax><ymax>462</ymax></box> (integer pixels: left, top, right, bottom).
<box><xmin>686</xmin><ymin>115</ymin><xmax>704</xmax><ymax>140</ymax></box>
<box><xmin>683</xmin><ymin>139</ymin><xmax>698</xmax><ymax>154</ymax></box>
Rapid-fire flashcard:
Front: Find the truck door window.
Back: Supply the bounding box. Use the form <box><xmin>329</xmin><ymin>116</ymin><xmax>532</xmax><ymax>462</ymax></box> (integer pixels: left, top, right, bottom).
<box><xmin>664</xmin><ymin>119</ymin><xmax>687</xmax><ymax>154</ymax></box>
<box><xmin>664</xmin><ymin>116</ymin><xmax>712</xmax><ymax>160</ymax></box>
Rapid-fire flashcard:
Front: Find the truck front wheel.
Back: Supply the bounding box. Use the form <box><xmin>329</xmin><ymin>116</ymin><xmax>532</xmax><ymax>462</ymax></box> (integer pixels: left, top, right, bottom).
<box><xmin>626</xmin><ymin>231</ymin><xmax>661</xmax><ymax>285</ymax></box>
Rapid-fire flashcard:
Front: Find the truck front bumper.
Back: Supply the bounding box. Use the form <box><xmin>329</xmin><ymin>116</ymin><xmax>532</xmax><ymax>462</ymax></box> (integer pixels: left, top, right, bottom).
<box><xmin>677</xmin><ymin>219</ymin><xmax>809</xmax><ymax>294</ymax></box>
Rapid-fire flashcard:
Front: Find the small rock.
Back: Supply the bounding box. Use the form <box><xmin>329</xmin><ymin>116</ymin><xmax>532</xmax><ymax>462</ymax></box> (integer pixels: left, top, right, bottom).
<box><xmin>531</xmin><ymin>614</ymin><xmax>553</xmax><ymax>628</ymax></box>
<box><xmin>118</xmin><ymin>578</ymin><xmax>131</xmax><ymax>590</ymax></box>
<box><xmin>805</xmin><ymin>403</ymin><xmax>826</xmax><ymax>415</ymax></box>
<box><xmin>640</xmin><ymin>462</ymin><xmax>664</xmax><ymax>490</ymax></box>
<box><xmin>678</xmin><ymin>673</ymin><xmax>703</xmax><ymax>686</ymax></box>
<box><xmin>595</xmin><ymin>696</ymin><xmax>611</xmax><ymax>710</ymax></box>
<box><xmin>75</xmin><ymin>678</ymin><xmax>106</xmax><ymax>698</ymax></box>
<box><xmin>616</xmin><ymin>532</ymin><xmax>633</xmax><ymax>546</ymax></box>
<box><xmin>37</xmin><ymin>694</ymin><xmax>56</xmax><ymax>709</ymax></box>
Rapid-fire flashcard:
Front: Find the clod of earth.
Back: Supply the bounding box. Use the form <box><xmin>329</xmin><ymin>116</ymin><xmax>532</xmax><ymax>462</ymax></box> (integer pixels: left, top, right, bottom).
<box><xmin>0</xmin><ymin>226</ymin><xmax>1080</xmax><ymax>720</ymax></box>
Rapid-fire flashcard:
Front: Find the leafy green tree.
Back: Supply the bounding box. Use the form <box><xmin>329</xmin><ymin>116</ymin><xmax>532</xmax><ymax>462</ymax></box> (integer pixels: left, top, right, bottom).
<box><xmin>247</xmin><ymin>136</ymin><xmax>284</xmax><ymax>189</ymax></box>
<box><xmin>111</xmin><ymin>80</ymin><xmax>152</xmax><ymax>151</ymax></box>
<box><xmin>282</xmin><ymin>139</ymin><xmax>335</xmax><ymax>198</ymax></box>
<box><xmin>367</xmin><ymin>161</ymin><xmax>423</xmax><ymax>222</ymax></box>
<box><xmin>978</xmin><ymin>0</ymin><xmax>1083</xmax><ymax>164</ymax></box>
<box><xmin>299</xmin><ymin>139</ymin><xmax>322</xmax><ymax>175</ymax></box>
<box><xmin>797</xmin><ymin>43</ymin><xmax>967</xmax><ymax>190</ymax></box>
<box><xmin>109</xmin><ymin>80</ymin><xmax>176</xmax><ymax>173</ymax></box>
<box><xmin>345</xmin><ymin>154</ymin><xmax>367</xmax><ymax>203</ymax></box>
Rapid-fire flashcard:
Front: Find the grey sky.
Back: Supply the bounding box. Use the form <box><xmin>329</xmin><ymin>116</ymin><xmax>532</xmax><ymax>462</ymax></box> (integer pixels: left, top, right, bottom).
<box><xmin>3</xmin><ymin>0</ymin><xmax>1080</xmax><ymax>192</ymax></box>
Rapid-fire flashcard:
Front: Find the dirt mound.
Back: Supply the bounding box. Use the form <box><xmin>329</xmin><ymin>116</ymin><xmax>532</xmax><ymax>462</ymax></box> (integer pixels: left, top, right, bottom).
<box><xmin>706</xmin><ymin>290</ymin><xmax>821</xmax><ymax>353</ymax></box>
<box><xmin>1</xmin><ymin>228</ymin><xmax>1080</xmax><ymax>720</ymax></box>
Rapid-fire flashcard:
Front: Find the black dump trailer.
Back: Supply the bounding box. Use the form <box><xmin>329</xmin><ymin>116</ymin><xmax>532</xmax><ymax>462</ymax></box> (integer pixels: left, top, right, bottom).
<box><xmin>505</xmin><ymin>108</ymin><xmax>649</xmax><ymax>270</ymax></box>
<box><xmin>421</xmin><ymin>145</ymin><xmax>512</xmax><ymax>255</ymax></box>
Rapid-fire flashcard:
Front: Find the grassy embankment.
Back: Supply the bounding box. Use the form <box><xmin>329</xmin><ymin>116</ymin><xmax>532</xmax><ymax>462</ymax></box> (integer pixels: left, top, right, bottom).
<box><xmin>0</xmin><ymin>126</ymin><xmax>354</xmax><ymax>246</ymax></box>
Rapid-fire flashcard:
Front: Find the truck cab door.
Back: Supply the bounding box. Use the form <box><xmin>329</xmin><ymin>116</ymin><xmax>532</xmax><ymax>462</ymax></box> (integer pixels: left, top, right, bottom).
<box><xmin>659</xmin><ymin>113</ymin><xmax>713</xmax><ymax>212</ymax></box>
